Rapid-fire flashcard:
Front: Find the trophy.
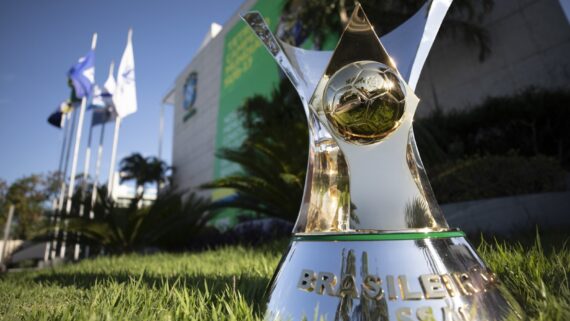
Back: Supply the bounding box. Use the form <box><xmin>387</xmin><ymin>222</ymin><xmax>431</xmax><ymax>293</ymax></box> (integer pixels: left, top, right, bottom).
<box><xmin>243</xmin><ymin>2</ymin><xmax>525</xmax><ymax>320</ymax></box>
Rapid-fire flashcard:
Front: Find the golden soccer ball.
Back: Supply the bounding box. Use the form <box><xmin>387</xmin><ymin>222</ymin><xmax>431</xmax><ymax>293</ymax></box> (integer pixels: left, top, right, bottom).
<box><xmin>323</xmin><ymin>61</ymin><xmax>406</xmax><ymax>144</ymax></box>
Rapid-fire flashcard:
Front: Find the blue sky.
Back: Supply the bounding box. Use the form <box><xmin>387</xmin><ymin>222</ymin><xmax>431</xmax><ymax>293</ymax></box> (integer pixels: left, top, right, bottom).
<box><xmin>0</xmin><ymin>0</ymin><xmax>243</xmax><ymax>184</ymax></box>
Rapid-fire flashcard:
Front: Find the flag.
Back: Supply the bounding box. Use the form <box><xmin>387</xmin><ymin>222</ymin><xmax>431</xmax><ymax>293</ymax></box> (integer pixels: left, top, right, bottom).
<box><xmin>114</xmin><ymin>29</ymin><xmax>137</xmax><ymax>118</ymax></box>
<box><xmin>68</xmin><ymin>50</ymin><xmax>95</xmax><ymax>99</ymax></box>
<box><xmin>90</xmin><ymin>63</ymin><xmax>116</xmax><ymax>110</ymax></box>
<box><xmin>91</xmin><ymin>108</ymin><xmax>115</xmax><ymax>127</ymax></box>
<box><xmin>47</xmin><ymin>111</ymin><xmax>64</xmax><ymax>128</ymax></box>
<box><xmin>47</xmin><ymin>101</ymin><xmax>74</xmax><ymax>128</ymax></box>
<box><xmin>89</xmin><ymin>85</ymin><xmax>105</xmax><ymax>109</ymax></box>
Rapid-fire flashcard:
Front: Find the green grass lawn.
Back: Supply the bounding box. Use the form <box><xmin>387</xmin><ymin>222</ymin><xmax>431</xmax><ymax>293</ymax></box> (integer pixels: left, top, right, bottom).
<box><xmin>0</xmin><ymin>235</ymin><xmax>569</xmax><ymax>321</ymax></box>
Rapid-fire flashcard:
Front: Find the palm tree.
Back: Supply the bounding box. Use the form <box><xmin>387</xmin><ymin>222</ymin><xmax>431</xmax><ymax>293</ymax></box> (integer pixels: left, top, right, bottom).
<box><xmin>203</xmin><ymin>141</ymin><xmax>305</xmax><ymax>222</ymax></box>
<box><xmin>119</xmin><ymin>153</ymin><xmax>147</xmax><ymax>198</ymax></box>
<box><xmin>202</xmin><ymin>80</ymin><xmax>308</xmax><ymax>222</ymax></box>
<box><xmin>119</xmin><ymin>153</ymin><xmax>170</xmax><ymax>200</ymax></box>
<box><xmin>58</xmin><ymin>188</ymin><xmax>213</xmax><ymax>253</ymax></box>
<box><xmin>145</xmin><ymin>156</ymin><xmax>170</xmax><ymax>193</ymax></box>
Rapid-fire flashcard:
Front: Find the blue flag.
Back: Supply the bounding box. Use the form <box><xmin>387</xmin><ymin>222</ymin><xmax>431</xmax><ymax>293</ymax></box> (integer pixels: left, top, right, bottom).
<box><xmin>91</xmin><ymin>108</ymin><xmax>115</xmax><ymax>127</ymax></box>
<box><xmin>68</xmin><ymin>50</ymin><xmax>95</xmax><ymax>99</ymax></box>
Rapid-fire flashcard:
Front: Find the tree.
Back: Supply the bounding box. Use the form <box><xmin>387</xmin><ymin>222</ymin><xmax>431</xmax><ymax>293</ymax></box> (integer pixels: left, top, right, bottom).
<box><xmin>119</xmin><ymin>153</ymin><xmax>147</xmax><ymax>197</ymax></box>
<box><xmin>281</xmin><ymin>0</ymin><xmax>493</xmax><ymax>60</ymax></box>
<box><xmin>0</xmin><ymin>179</ymin><xmax>8</xmax><ymax>234</ymax></box>
<box><xmin>61</xmin><ymin>188</ymin><xmax>213</xmax><ymax>253</ymax></box>
<box><xmin>119</xmin><ymin>153</ymin><xmax>169</xmax><ymax>200</ymax></box>
<box><xmin>203</xmin><ymin>79</ymin><xmax>308</xmax><ymax>222</ymax></box>
<box><xmin>3</xmin><ymin>172</ymin><xmax>60</xmax><ymax>239</ymax></box>
<box><xmin>145</xmin><ymin>156</ymin><xmax>170</xmax><ymax>193</ymax></box>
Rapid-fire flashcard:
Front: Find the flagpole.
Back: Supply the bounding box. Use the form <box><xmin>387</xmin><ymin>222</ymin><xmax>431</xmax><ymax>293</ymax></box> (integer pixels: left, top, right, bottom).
<box><xmin>107</xmin><ymin>117</ymin><xmax>122</xmax><ymax>197</ymax></box>
<box><xmin>51</xmin><ymin>110</ymin><xmax>76</xmax><ymax>260</ymax></box>
<box><xmin>43</xmin><ymin>113</ymin><xmax>68</xmax><ymax>262</ymax></box>
<box><xmin>90</xmin><ymin>122</ymin><xmax>106</xmax><ymax>218</ymax></box>
<box><xmin>89</xmin><ymin>60</ymin><xmax>114</xmax><ymax>218</ymax></box>
<box><xmin>84</xmin><ymin>121</ymin><xmax>106</xmax><ymax>258</ymax></box>
<box><xmin>73</xmin><ymin>120</ymin><xmax>94</xmax><ymax>260</ymax></box>
<box><xmin>60</xmin><ymin>32</ymin><xmax>97</xmax><ymax>259</ymax></box>
<box><xmin>0</xmin><ymin>205</ymin><xmax>15</xmax><ymax>265</ymax></box>
<box><xmin>80</xmin><ymin>123</ymin><xmax>94</xmax><ymax>202</ymax></box>
<box><xmin>60</xmin><ymin>97</ymin><xmax>87</xmax><ymax>259</ymax></box>
<box><xmin>159</xmin><ymin>104</ymin><xmax>164</xmax><ymax>160</ymax></box>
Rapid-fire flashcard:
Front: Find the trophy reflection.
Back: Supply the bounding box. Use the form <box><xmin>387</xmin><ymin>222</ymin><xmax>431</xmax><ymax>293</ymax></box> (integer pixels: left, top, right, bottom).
<box><xmin>243</xmin><ymin>2</ymin><xmax>525</xmax><ymax>320</ymax></box>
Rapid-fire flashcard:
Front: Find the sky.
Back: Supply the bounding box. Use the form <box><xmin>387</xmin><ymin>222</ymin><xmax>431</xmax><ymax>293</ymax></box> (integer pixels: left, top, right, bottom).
<box><xmin>0</xmin><ymin>0</ymin><xmax>243</xmax><ymax>184</ymax></box>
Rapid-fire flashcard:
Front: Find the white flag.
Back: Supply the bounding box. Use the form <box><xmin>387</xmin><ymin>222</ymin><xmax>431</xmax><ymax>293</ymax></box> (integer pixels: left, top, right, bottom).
<box><xmin>114</xmin><ymin>29</ymin><xmax>137</xmax><ymax>118</ymax></box>
<box><xmin>91</xmin><ymin>62</ymin><xmax>116</xmax><ymax>109</ymax></box>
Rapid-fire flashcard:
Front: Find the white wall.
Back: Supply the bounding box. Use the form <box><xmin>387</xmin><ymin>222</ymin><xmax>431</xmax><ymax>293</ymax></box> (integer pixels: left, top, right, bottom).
<box><xmin>416</xmin><ymin>0</ymin><xmax>570</xmax><ymax>115</ymax></box>
<box><xmin>171</xmin><ymin>0</ymin><xmax>257</xmax><ymax>197</ymax></box>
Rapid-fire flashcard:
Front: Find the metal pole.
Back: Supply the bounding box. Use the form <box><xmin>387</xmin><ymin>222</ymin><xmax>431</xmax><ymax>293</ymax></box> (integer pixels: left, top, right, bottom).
<box><xmin>85</xmin><ymin>122</ymin><xmax>106</xmax><ymax>258</ymax></box>
<box><xmin>57</xmin><ymin>114</ymin><xmax>69</xmax><ymax>185</ymax></box>
<box><xmin>44</xmin><ymin>113</ymin><xmax>68</xmax><ymax>262</ymax></box>
<box><xmin>73</xmin><ymin>121</ymin><xmax>94</xmax><ymax>260</ymax></box>
<box><xmin>90</xmin><ymin>122</ymin><xmax>106</xmax><ymax>218</ymax></box>
<box><xmin>159</xmin><ymin>104</ymin><xmax>164</xmax><ymax>160</ymax></box>
<box><xmin>107</xmin><ymin>117</ymin><xmax>122</xmax><ymax>198</ymax></box>
<box><xmin>43</xmin><ymin>198</ymin><xmax>57</xmax><ymax>262</ymax></box>
<box><xmin>89</xmin><ymin>61</ymin><xmax>114</xmax><ymax>219</ymax></box>
<box><xmin>52</xmin><ymin>110</ymin><xmax>76</xmax><ymax>259</ymax></box>
<box><xmin>60</xmin><ymin>96</ymin><xmax>87</xmax><ymax>259</ymax></box>
<box><xmin>158</xmin><ymin>104</ymin><xmax>165</xmax><ymax>194</ymax></box>
<box><xmin>80</xmin><ymin>123</ymin><xmax>94</xmax><ymax>204</ymax></box>
<box><xmin>0</xmin><ymin>205</ymin><xmax>15</xmax><ymax>264</ymax></box>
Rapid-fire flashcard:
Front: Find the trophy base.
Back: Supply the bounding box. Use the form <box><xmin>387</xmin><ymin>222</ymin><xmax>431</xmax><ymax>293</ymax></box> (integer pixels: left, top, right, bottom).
<box><xmin>265</xmin><ymin>231</ymin><xmax>525</xmax><ymax>321</ymax></box>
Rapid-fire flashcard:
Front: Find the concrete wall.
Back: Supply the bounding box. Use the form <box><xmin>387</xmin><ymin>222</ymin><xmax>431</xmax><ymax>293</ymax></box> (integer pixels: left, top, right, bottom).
<box><xmin>443</xmin><ymin>191</ymin><xmax>570</xmax><ymax>235</ymax></box>
<box><xmin>416</xmin><ymin>0</ymin><xmax>570</xmax><ymax>115</ymax></box>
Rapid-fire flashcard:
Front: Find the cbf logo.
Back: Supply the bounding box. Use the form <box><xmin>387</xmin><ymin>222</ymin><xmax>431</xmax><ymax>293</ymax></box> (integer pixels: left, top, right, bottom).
<box><xmin>183</xmin><ymin>72</ymin><xmax>198</xmax><ymax>122</ymax></box>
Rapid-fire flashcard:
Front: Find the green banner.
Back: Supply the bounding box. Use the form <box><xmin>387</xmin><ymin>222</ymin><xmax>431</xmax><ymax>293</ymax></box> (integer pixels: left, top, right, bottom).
<box><xmin>212</xmin><ymin>0</ymin><xmax>283</xmax><ymax>225</ymax></box>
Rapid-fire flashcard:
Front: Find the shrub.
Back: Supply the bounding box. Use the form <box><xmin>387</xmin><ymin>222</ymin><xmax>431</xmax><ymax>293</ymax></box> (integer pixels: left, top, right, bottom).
<box><xmin>430</xmin><ymin>154</ymin><xmax>566</xmax><ymax>203</ymax></box>
<box><xmin>416</xmin><ymin>88</ymin><xmax>570</xmax><ymax>170</ymax></box>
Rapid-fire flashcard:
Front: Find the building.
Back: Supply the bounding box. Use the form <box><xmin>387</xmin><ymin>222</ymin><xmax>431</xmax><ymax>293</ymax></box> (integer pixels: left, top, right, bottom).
<box><xmin>165</xmin><ymin>0</ymin><xmax>284</xmax><ymax>227</ymax></box>
<box><xmin>164</xmin><ymin>0</ymin><xmax>570</xmax><ymax>225</ymax></box>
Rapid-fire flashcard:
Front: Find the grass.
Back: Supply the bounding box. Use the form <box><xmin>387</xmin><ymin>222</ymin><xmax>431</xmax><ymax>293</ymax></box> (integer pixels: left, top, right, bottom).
<box><xmin>478</xmin><ymin>234</ymin><xmax>570</xmax><ymax>320</ymax></box>
<box><xmin>0</xmin><ymin>235</ymin><xmax>569</xmax><ymax>321</ymax></box>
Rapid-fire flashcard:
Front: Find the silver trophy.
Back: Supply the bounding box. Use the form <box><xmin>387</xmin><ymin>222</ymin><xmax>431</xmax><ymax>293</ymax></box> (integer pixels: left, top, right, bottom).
<box><xmin>243</xmin><ymin>2</ymin><xmax>525</xmax><ymax>320</ymax></box>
